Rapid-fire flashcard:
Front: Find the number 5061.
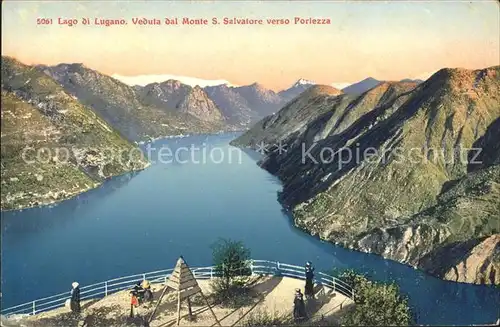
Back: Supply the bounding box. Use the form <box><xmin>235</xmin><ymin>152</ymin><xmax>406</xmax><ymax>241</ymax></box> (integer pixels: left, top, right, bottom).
<box><xmin>37</xmin><ymin>18</ymin><xmax>53</xmax><ymax>25</ymax></box>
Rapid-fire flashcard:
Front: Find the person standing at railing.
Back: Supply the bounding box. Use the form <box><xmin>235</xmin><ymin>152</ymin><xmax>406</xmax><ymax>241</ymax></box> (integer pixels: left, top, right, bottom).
<box><xmin>70</xmin><ymin>282</ymin><xmax>81</xmax><ymax>314</ymax></box>
<box><xmin>304</xmin><ymin>261</ymin><xmax>315</xmax><ymax>299</ymax></box>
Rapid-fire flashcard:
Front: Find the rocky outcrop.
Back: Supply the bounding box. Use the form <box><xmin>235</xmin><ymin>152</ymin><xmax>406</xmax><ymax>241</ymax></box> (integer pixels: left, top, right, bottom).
<box><xmin>352</xmin><ymin>163</ymin><xmax>500</xmax><ymax>284</ymax></box>
<box><xmin>204</xmin><ymin>84</ymin><xmax>257</xmax><ymax>127</ymax></box>
<box><xmin>1</xmin><ymin>56</ymin><xmax>149</xmax><ymax>210</ymax></box>
<box><xmin>420</xmin><ymin>234</ymin><xmax>500</xmax><ymax>284</ymax></box>
<box><xmin>136</xmin><ymin>79</ymin><xmax>191</xmax><ymax>109</ymax></box>
<box><xmin>177</xmin><ymin>86</ymin><xmax>223</xmax><ymax>122</ymax></box>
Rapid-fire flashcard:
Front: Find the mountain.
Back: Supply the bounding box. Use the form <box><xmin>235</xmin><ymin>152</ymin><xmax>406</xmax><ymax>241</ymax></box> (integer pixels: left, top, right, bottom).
<box><xmin>134</xmin><ymin>80</ymin><xmax>223</xmax><ymax>123</ymax></box>
<box><xmin>204</xmin><ymin>84</ymin><xmax>256</xmax><ymax>126</ymax></box>
<box><xmin>176</xmin><ymin>86</ymin><xmax>223</xmax><ymax>122</ymax></box>
<box><xmin>231</xmin><ymin>85</ymin><xmax>345</xmax><ymax>149</ymax></box>
<box><xmin>341</xmin><ymin>77</ymin><xmax>381</xmax><ymax>94</ymax></box>
<box><xmin>204</xmin><ymin>79</ymin><xmax>317</xmax><ymax>128</ymax></box>
<box><xmin>1</xmin><ymin>56</ymin><xmax>149</xmax><ymax>210</ymax></box>
<box><xmin>232</xmin><ymin>66</ymin><xmax>500</xmax><ymax>284</ymax></box>
<box><xmin>38</xmin><ymin>64</ymin><xmax>227</xmax><ymax>142</ymax></box>
<box><xmin>134</xmin><ymin>79</ymin><xmax>191</xmax><ymax>109</ymax></box>
<box><xmin>204</xmin><ymin>82</ymin><xmax>286</xmax><ymax>127</ymax></box>
<box><xmin>232</xmin><ymin>81</ymin><xmax>417</xmax><ymax>149</ymax></box>
<box><xmin>278</xmin><ymin>78</ymin><xmax>316</xmax><ymax>103</ymax></box>
<box><xmin>232</xmin><ymin>82</ymin><xmax>283</xmax><ymax>117</ymax></box>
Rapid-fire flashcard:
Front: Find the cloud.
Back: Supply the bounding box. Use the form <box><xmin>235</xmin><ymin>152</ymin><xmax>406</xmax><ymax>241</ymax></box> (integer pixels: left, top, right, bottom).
<box><xmin>112</xmin><ymin>74</ymin><xmax>237</xmax><ymax>87</ymax></box>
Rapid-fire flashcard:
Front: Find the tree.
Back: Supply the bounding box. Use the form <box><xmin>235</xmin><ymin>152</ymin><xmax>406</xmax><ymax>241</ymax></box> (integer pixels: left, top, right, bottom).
<box><xmin>210</xmin><ymin>238</ymin><xmax>252</xmax><ymax>306</ymax></box>
<box><xmin>211</xmin><ymin>238</ymin><xmax>251</xmax><ymax>287</ymax></box>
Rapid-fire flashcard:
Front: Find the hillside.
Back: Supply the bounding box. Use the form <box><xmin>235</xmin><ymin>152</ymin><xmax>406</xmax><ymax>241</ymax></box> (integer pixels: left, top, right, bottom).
<box><xmin>231</xmin><ymin>81</ymin><xmax>418</xmax><ymax>157</ymax></box>
<box><xmin>231</xmin><ymin>66</ymin><xmax>500</xmax><ymax>284</ymax></box>
<box><xmin>204</xmin><ymin>84</ymin><xmax>256</xmax><ymax>126</ymax></box>
<box><xmin>277</xmin><ymin>78</ymin><xmax>316</xmax><ymax>103</ymax></box>
<box><xmin>1</xmin><ymin>56</ymin><xmax>149</xmax><ymax>210</ymax></box>
<box><xmin>39</xmin><ymin>64</ymin><xmax>228</xmax><ymax>142</ymax></box>
<box><xmin>230</xmin><ymin>85</ymin><xmax>345</xmax><ymax>149</ymax></box>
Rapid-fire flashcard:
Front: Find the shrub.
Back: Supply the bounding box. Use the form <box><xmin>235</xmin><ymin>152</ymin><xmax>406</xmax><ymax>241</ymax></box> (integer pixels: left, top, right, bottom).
<box><xmin>339</xmin><ymin>271</ymin><xmax>414</xmax><ymax>326</ymax></box>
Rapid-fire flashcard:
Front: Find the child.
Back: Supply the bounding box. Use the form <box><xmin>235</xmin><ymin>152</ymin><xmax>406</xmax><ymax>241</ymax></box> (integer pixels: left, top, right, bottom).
<box><xmin>130</xmin><ymin>290</ymin><xmax>139</xmax><ymax>318</ymax></box>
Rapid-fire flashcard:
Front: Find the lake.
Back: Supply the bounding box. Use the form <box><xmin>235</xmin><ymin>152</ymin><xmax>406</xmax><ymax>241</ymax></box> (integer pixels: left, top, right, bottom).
<box><xmin>1</xmin><ymin>133</ymin><xmax>499</xmax><ymax>324</ymax></box>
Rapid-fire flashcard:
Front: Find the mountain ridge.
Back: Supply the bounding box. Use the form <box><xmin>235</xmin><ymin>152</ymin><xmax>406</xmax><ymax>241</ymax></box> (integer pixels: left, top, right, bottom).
<box><xmin>1</xmin><ymin>56</ymin><xmax>150</xmax><ymax>210</ymax></box>
<box><xmin>231</xmin><ymin>65</ymin><xmax>500</xmax><ymax>285</ymax></box>
<box><xmin>38</xmin><ymin>62</ymin><xmax>229</xmax><ymax>141</ymax></box>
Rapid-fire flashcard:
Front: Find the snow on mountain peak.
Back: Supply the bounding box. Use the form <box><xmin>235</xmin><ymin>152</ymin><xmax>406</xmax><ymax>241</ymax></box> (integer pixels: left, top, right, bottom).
<box><xmin>293</xmin><ymin>78</ymin><xmax>316</xmax><ymax>87</ymax></box>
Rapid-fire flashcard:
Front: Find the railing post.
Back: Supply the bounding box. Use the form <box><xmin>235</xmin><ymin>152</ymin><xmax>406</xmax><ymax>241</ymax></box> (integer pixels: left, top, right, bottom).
<box><xmin>105</xmin><ymin>281</ymin><xmax>108</xmax><ymax>296</ymax></box>
<box><xmin>250</xmin><ymin>260</ymin><xmax>254</xmax><ymax>276</ymax></box>
<box><xmin>276</xmin><ymin>261</ymin><xmax>280</xmax><ymax>276</ymax></box>
<box><xmin>332</xmin><ymin>277</ymin><xmax>336</xmax><ymax>292</ymax></box>
<box><xmin>142</xmin><ymin>273</ymin><xmax>146</xmax><ymax>281</ymax></box>
<box><xmin>210</xmin><ymin>267</ymin><xmax>213</xmax><ymax>279</ymax></box>
<box><xmin>32</xmin><ymin>300</ymin><xmax>36</xmax><ymax>315</ymax></box>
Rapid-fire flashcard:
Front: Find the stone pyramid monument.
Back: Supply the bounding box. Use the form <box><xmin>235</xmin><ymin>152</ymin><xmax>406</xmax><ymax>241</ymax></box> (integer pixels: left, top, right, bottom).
<box><xmin>148</xmin><ymin>256</ymin><xmax>221</xmax><ymax>326</ymax></box>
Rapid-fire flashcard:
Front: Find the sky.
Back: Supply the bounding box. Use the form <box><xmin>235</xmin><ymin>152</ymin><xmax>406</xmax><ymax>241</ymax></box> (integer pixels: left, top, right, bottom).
<box><xmin>2</xmin><ymin>0</ymin><xmax>499</xmax><ymax>90</ymax></box>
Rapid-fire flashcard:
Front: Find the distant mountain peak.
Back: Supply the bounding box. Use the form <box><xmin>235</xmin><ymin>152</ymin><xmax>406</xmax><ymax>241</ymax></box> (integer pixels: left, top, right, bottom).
<box><xmin>342</xmin><ymin>77</ymin><xmax>381</xmax><ymax>95</ymax></box>
<box><xmin>159</xmin><ymin>79</ymin><xmax>183</xmax><ymax>89</ymax></box>
<box><xmin>249</xmin><ymin>82</ymin><xmax>267</xmax><ymax>90</ymax></box>
<box><xmin>306</xmin><ymin>84</ymin><xmax>343</xmax><ymax>97</ymax></box>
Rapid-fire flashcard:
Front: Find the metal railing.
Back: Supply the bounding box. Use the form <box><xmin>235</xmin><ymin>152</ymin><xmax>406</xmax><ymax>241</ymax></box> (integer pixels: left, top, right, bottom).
<box><xmin>1</xmin><ymin>259</ymin><xmax>354</xmax><ymax>317</ymax></box>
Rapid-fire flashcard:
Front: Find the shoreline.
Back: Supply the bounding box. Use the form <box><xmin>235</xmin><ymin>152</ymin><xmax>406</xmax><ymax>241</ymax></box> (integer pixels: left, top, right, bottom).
<box><xmin>239</xmin><ymin>146</ymin><xmax>500</xmax><ymax>288</ymax></box>
<box><xmin>1</xmin><ymin>131</ymin><xmax>244</xmax><ymax>213</ymax></box>
<box><xmin>0</xmin><ymin>163</ymin><xmax>151</xmax><ymax>213</ymax></box>
<box><xmin>289</xmin><ymin>214</ymin><xmax>495</xmax><ymax>288</ymax></box>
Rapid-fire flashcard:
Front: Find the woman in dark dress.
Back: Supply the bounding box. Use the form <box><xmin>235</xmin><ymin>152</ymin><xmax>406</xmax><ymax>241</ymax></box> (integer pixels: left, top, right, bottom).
<box><xmin>70</xmin><ymin>282</ymin><xmax>81</xmax><ymax>313</ymax></box>
<box><xmin>293</xmin><ymin>289</ymin><xmax>307</xmax><ymax>322</ymax></box>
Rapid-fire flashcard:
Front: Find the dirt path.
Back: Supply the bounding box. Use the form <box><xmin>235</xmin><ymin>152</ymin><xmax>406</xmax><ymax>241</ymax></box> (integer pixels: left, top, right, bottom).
<box><xmin>5</xmin><ymin>276</ymin><xmax>353</xmax><ymax>327</ymax></box>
